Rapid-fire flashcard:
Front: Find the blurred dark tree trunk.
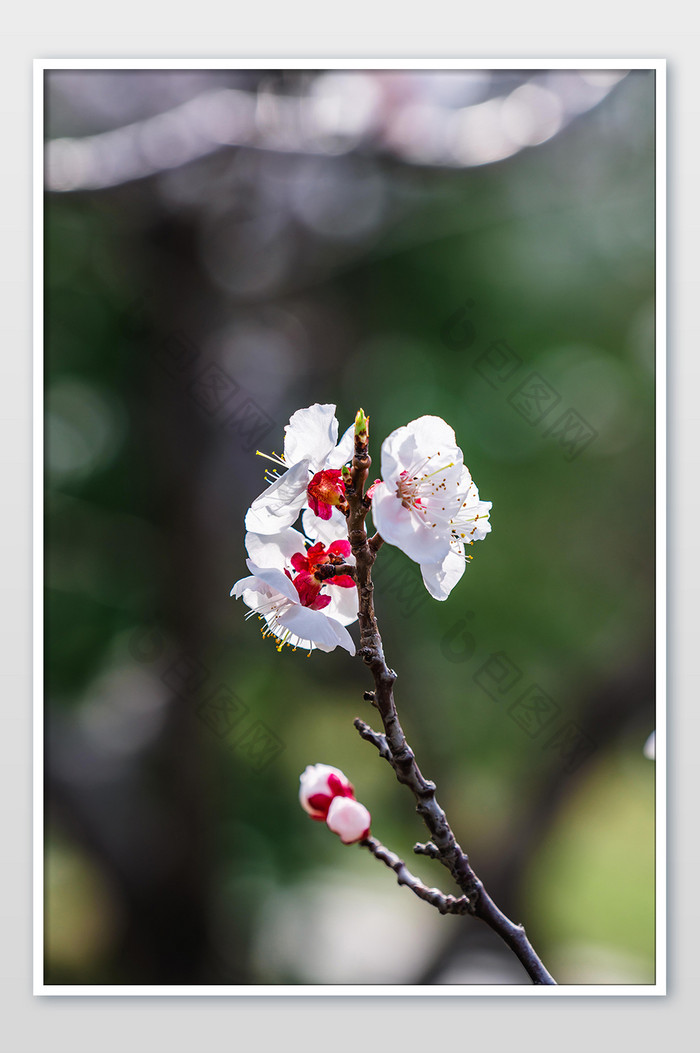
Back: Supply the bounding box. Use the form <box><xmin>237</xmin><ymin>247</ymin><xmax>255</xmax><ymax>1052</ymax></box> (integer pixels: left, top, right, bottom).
<box><xmin>417</xmin><ymin>649</ymin><xmax>655</xmax><ymax>984</ymax></box>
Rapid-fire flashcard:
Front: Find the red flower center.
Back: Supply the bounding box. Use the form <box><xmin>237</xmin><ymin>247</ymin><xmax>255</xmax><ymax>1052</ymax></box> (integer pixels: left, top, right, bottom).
<box><xmin>307</xmin><ymin>469</ymin><xmax>348</xmax><ymax>521</ymax></box>
<box><xmin>284</xmin><ymin>539</ymin><xmax>355</xmax><ymax>608</ymax></box>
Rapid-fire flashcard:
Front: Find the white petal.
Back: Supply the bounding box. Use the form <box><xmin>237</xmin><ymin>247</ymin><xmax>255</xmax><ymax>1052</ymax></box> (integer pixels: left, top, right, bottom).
<box><xmin>230</xmin><ymin>574</ymin><xmax>263</xmax><ymax>599</ymax></box>
<box><xmin>246</xmin><ymin>561</ymin><xmax>300</xmax><ymax>604</ymax></box>
<box><xmin>244</xmin><ymin>528</ymin><xmax>308</xmax><ymax>570</ymax></box>
<box><xmin>380</xmin><ymin>422</ymin><xmax>420</xmax><ymax>484</ymax></box>
<box><xmin>245</xmin><ymin>460</ymin><xmax>310</xmax><ymax>534</ymax></box>
<box><xmin>454</xmin><ymin>463</ymin><xmax>474</xmax><ymax>493</ymax></box>
<box><xmin>231</xmin><ymin>576</ymin><xmax>289</xmax><ymax>616</ymax></box>
<box><xmin>372</xmin><ymin>482</ymin><xmax>452</xmax><ymax>564</ymax></box>
<box><xmin>283</xmin><ymin>404</ymin><xmax>338</xmax><ymax>469</ymax></box>
<box><xmin>455</xmin><ymin>495</ymin><xmax>492</xmax><ymax>542</ymax></box>
<box><xmin>420</xmin><ymin>543</ymin><xmax>466</xmax><ymax>601</ymax></box>
<box><xmin>468</xmin><ymin>507</ymin><xmax>492</xmax><ymax>542</ymax></box>
<box><xmin>324</xmin><ymin>581</ymin><xmax>359</xmax><ymax>626</ymax></box>
<box><xmin>401</xmin><ymin>415</ymin><xmax>461</xmax><ymax>472</ymax></box>
<box><xmin>278</xmin><ymin>603</ymin><xmax>355</xmax><ymax>654</ymax></box>
<box><xmin>381</xmin><ymin>415</ymin><xmax>461</xmax><ymax>483</ymax></box>
<box><xmin>326</xmin><ymin>618</ymin><xmax>357</xmax><ymax>655</ymax></box>
<box><xmin>302</xmin><ymin>506</ymin><xmax>352</xmax><ymax>550</ymax></box>
<box><xmin>324</xmin><ymin>422</ymin><xmax>354</xmax><ymax>469</ymax></box>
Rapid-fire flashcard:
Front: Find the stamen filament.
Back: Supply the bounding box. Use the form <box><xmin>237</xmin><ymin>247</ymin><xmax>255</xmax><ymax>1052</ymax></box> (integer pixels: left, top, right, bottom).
<box><xmin>255</xmin><ymin>449</ymin><xmax>288</xmax><ymax>468</ymax></box>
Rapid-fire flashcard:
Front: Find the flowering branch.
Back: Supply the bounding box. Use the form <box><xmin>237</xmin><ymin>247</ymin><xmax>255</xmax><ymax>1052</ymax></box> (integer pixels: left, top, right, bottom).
<box><xmin>233</xmin><ymin>402</ymin><xmax>554</xmax><ymax>985</ymax></box>
<box><xmin>344</xmin><ymin>416</ymin><xmax>556</xmax><ymax>986</ymax></box>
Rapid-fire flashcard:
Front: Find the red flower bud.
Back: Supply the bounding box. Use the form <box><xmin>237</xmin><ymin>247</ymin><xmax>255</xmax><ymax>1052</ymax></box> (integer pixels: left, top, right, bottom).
<box><xmin>299</xmin><ymin>764</ymin><xmax>355</xmax><ymax>820</ymax></box>
<box><xmin>307</xmin><ymin>469</ymin><xmax>348</xmax><ymax>520</ymax></box>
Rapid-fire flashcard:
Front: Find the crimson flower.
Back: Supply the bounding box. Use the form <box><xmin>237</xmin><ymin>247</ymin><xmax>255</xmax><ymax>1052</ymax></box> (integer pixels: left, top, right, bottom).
<box><xmin>307</xmin><ymin>468</ymin><xmax>348</xmax><ymax>520</ymax></box>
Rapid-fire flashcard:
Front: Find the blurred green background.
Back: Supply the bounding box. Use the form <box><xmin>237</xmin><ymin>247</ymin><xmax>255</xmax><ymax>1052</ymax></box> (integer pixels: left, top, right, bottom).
<box><xmin>44</xmin><ymin>68</ymin><xmax>656</xmax><ymax>985</ymax></box>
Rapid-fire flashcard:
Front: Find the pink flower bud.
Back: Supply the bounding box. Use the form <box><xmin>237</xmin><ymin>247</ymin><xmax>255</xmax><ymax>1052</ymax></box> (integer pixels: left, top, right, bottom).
<box><xmin>299</xmin><ymin>763</ymin><xmax>355</xmax><ymax>821</ymax></box>
<box><xmin>325</xmin><ymin>796</ymin><xmax>371</xmax><ymax>844</ymax></box>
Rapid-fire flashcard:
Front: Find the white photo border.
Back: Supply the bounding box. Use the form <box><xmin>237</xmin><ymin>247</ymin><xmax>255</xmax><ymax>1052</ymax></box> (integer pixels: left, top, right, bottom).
<box><xmin>34</xmin><ymin>56</ymin><xmax>666</xmax><ymax>997</ymax></box>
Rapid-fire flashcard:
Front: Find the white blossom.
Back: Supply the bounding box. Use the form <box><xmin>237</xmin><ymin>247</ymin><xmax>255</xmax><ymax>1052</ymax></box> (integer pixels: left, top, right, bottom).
<box><xmin>245</xmin><ymin>404</ymin><xmax>353</xmax><ymax>534</ymax></box>
<box><xmin>370</xmin><ymin>415</ymin><xmax>467</xmax><ymax>564</ymax></box>
<box><xmin>231</xmin><ymin>528</ymin><xmax>356</xmax><ymax>654</ymax></box>
<box><xmin>419</xmin><ymin>465</ymin><xmax>492</xmax><ymax>600</ymax></box>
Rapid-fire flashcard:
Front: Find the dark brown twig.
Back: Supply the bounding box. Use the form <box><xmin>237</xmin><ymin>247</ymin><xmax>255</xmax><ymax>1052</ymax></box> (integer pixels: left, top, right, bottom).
<box><xmin>354</xmin><ymin>717</ymin><xmax>391</xmax><ymax>761</ymax></box>
<box><xmin>414</xmin><ymin>841</ymin><xmax>441</xmax><ymax>860</ymax></box>
<box><xmin>345</xmin><ymin>416</ymin><xmax>556</xmax><ymax>986</ymax></box>
<box><xmin>361</xmin><ymin>836</ymin><xmax>471</xmax><ymax>915</ymax></box>
<box><xmin>314</xmin><ymin>563</ymin><xmax>356</xmax><ymax>582</ymax></box>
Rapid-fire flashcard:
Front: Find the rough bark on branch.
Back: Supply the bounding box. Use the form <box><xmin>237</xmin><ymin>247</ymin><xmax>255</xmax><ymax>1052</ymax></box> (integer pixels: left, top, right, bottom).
<box><xmin>361</xmin><ymin>836</ymin><xmax>471</xmax><ymax>915</ymax></box>
<box><xmin>345</xmin><ymin>423</ymin><xmax>556</xmax><ymax>986</ymax></box>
